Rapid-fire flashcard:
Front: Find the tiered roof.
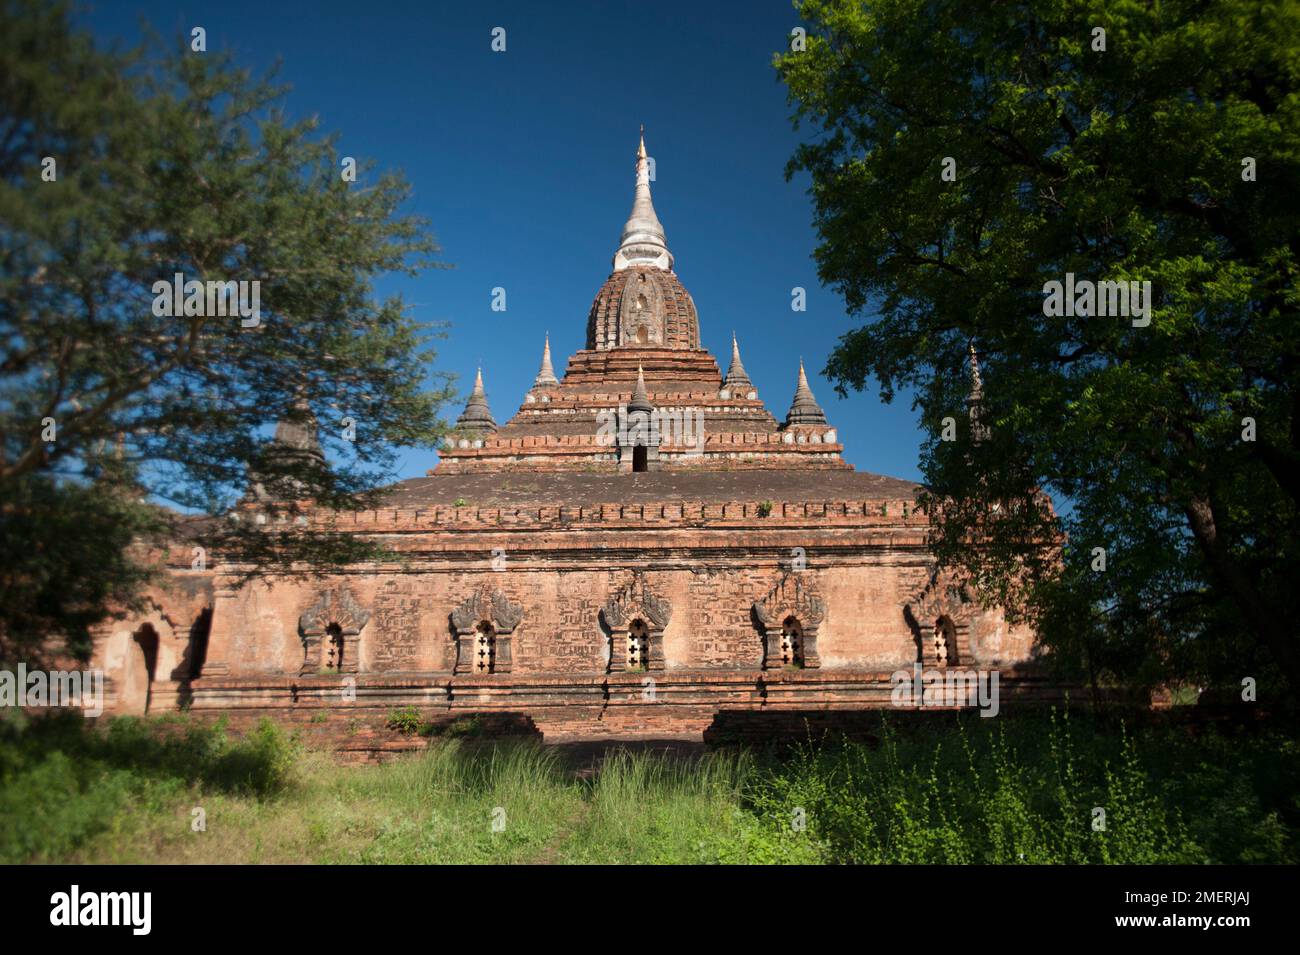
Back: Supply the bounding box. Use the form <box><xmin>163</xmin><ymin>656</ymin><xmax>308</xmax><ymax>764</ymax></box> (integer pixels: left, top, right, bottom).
<box><xmin>438</xmin><ymin>131</ymin><xmax>847</xmax><ymax>475</ymax></box>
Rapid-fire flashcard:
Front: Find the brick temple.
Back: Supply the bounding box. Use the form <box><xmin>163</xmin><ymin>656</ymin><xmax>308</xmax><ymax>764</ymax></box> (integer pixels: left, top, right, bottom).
<box><xmin>90</xmin><ymin>133</ymin><xmax>1046</xmax><ymax>742</ymax></box>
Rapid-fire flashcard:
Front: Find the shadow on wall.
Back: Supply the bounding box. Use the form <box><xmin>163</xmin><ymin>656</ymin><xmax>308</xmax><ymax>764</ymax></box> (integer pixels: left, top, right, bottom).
<box><xmin>126</xmin><ymin>607</ymin><xmax>212</xmax><ymax>714</ymax></box>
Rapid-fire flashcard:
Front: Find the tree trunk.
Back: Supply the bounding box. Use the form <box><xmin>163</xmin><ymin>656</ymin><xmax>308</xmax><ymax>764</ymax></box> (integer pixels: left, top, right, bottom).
<box><xmin>1183</xmin><ymin>495</ymin><xmax>1300</xmax><ymax>693</ymax></box>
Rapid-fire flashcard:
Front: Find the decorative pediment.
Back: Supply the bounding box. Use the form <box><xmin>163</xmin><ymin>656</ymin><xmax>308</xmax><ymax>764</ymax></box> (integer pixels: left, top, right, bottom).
<box><xmin>903</xmin><ymin>566</ymin><xmax>975</xmax><ymax>628</ymax></box>
<box><xmin>299</xmin><ymin>584</ymin><xmax>370</xmax><ymax>636</ymax></box>
<box><xmin>297</xmin><ymin>584</ymin><xmax>368</xmax><ymax>675</ymax></box>
<box><xmin>606</xmin><ymin>572</ymin><xmax>672</xmax><ymax>630</ymax></box>
<box><xmin>601</xmin><ymin>596</ymin><xmax>626</xmax><ymax>629</ymax></box>
<box><xmin>752</xmin><ymin>573</ymin><xmax>825</xmax><ymax>630</ymax></box>
<box><xmin>601</xmin><ymin>572</ymin><xmax>671</xmax><ymax>673</ymax></box>
<box><xmin>601</xmin><ymin>571</ymin><xmax>672</xmax><ymax>631</ymax></box>
<box><xmin>491</xmin><ymin>590</ymin><xmax>525</xmax><ymax>633</ymax></box>
<box><xmin>450</xmin><ymin>591</ymin><xmax>486</xmax><ymax>633</ymax></box>
<box><xmin>448</xmin><ymin>586</ymin><xmax>522</xmax><ymax>674</ymax></box>
<box><xmin>902</xmin><ymin>566</ymin><xmax>977</xmax><ymax>666</ymax></box>
<box><xmin>450</xmin><ymin>587</ymin><xmax>524</xmax><ymax>634</ymax></box>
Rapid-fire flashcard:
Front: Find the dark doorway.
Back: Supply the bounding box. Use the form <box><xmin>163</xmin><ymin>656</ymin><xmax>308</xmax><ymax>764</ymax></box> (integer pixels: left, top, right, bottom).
<box><xmin>186</xmin><ymin>608</ymin><xmax>212</xmax><ymax>679</ymax></box>
<box><xmin>133</xmin><ymin>623</ymin><xmax>160</xmax><ymax>714</ymax></box>
<box><xmin>633</xmin><ymin>445</ymin><xmax>648</xmax><ymax>472</ymax></box>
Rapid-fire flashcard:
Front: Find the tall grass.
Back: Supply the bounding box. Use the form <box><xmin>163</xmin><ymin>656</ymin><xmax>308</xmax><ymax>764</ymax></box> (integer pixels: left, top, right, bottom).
<box><xmin>1</xmin><ymin>709</ymin><xmax>1294</xmax><ymax>864</ymax></box>
<box><xmin>333</xmin><ymin>739</ymin><xmax>581</xmax><ymax>863</ymax></box>
<box><xmin>565</xmin><ymin>747</ymin><xmax>752</xmax><ymax>863</ymax></box>
<box><xmin>737</xmin><ymin>711</ymin><xmax>1296</xmax><ymax>863</ymax></box>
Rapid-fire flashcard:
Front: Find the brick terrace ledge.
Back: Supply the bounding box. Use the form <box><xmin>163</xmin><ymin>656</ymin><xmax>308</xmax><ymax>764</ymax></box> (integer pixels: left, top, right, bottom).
<box><xmin>296</xmin><ymin>497</ymin><xmax>933</xmax><ymax>531</ymax></box>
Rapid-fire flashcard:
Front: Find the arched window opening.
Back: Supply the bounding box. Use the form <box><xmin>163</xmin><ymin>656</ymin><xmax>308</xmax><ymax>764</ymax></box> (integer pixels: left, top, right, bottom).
<box><xmin>322</xmin><ymin>622</ymin><xmax>344</xmax><ymax>672</ymax></box>
<box><xmin>628</xmin><ymin>619</ymin><xmax>650</xmax><ymax>669</ymax></box>
<box><xmin>934</xmin><ymin>616</ymin><xmax>957</xmax><ymax>666</ymax></box>
<box><xmin>780</xmin><ymin>616</ymin><xmax>804</xmax><ymax>668</ymax></box>
<box><xmin>475</xmin><ymin>621</ymin><xmax>497</xmax><ymax>673</ymax></box>
<box><xmin>635</xmin><ymin>324</ymin><xmax>649</xmax><ymax>344</ymax></box>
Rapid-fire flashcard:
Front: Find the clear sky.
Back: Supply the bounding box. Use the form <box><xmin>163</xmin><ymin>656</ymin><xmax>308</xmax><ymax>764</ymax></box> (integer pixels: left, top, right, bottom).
<box><xmin>78</xmin><ymin>0</ymin><xmax>925</xmax><ymax>483</ymax></box>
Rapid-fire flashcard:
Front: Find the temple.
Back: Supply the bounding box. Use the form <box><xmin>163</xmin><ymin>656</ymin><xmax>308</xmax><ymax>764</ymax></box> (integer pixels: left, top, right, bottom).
<box><xmin>89</xmin><ymin>132</ymin><xmax>1045</xmax><ymax>746</ymax></box>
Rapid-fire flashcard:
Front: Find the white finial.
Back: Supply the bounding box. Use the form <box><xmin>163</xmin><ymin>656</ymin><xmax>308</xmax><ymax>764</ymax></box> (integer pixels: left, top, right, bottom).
<box><xmin>614</xmin><ymin>127</ymin><xmax>673</xmax><ymax>272</ymax></box>
<box><xmin>533</xmin><ymin>333</ymin><xmax>558</xmax><ymax>387</ymax></box>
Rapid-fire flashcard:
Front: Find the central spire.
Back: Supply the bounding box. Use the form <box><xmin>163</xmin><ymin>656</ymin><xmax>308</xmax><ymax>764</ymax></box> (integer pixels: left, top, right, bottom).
<box><xmin>613</xmin><ymin>127</ymin><xmax>673</xmax><ymax>272</ymax></box>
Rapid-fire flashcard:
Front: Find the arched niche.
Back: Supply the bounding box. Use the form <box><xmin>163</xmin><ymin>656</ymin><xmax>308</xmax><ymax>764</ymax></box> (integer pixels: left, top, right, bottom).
<box><xmin>122</xmin><ymin>623</ymin><xmax>160</xmax><ymax>715</ymax></box>
<box><xmin>450</xmin><ymin>588</ymin><xmax>523</xmax><ymax>675</ymax></box>
<box><xmin>904</xmin><ymin>569</ymin><xmax>974</xmax><ymax>666</ymax></box>
<box><xmin>752</xmin><ymin>574</ymin><xmax>824</xmax><ymax>669</ymax></box>
<box><xmin>299</xmin><ymin>585</ymin><xmax>371</xmax><ymax>676</ymax></box>
<box><xmin>601</xmin><ymin>572</ymin><xmax>672</xmax><ymax>672</ymax></box>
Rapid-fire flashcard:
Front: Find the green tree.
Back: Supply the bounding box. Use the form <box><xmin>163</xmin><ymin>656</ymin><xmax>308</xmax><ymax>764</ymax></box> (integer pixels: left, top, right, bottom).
<box><xmin>777</xmin><ymin>0</ymin><xmax>1300</xmax><ymax>693</ymax></box>
<box><xmin>0</xmin><ymin>1</ymin><xmax>454</xmax><ymax>660</ymax></box>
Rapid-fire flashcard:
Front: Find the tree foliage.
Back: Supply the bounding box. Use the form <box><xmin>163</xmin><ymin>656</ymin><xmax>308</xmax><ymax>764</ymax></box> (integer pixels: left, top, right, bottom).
<box><xmin>777</xmin><ymin>0</ymin><xmax>1300</xmax><ymax>693</ymax></box>
<box><xmin>0</xmin><ymin>1</ymin><xmax>455</xmax><ymax>658</ymax></box>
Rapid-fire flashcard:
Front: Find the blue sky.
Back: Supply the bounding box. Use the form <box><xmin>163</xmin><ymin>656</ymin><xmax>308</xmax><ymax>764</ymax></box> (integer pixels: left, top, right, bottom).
<box><xmin>79</xmin><ymin>0</ymin><xmax>924</xmax><ymax>483</ymax></box>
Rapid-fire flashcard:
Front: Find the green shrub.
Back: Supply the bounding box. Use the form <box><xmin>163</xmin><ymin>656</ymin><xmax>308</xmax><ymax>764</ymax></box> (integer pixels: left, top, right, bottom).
<box><xmin>441</xmin><ymin>716</ymin><xmax>483</xmax><ymax>738</ymax></box>
<box><xmin>732</xmin><ymin>712</ymin><xmax>1282</xmax><ymax>864</ymax></box>
<box><xmin>386</xmin><ymin>706</ymin><xmax>422</xmax><ymax>735</ymax></box>
<box><xmin>0</xmin><ymin>711</ymin><xmax>298</xmax><ymax>862</ymax></box>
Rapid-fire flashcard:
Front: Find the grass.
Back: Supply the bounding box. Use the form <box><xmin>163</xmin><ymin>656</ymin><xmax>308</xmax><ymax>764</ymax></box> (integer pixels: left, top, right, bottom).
<box><xmin>562</xmin><ymin>747</ymin><xmax>754</xmax><ymax>864</ymax></box>
<box><xmin>1</xmin><ymin>708</ymin><xmax>1296</xmax><ymax>864</ymax></box>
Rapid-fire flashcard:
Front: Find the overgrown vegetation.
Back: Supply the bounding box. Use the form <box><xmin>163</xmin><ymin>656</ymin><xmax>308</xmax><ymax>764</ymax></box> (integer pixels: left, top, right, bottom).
<box><xmin>0</xmin><ymin>711</ymin><xmax>298</xmax><ymax>863</ymax></box>
<box><xmin>1</xmin><ymin>710</ymin><xmax>1294</xmax><ymax>864</ymax></box>
<box><xmin>741</xmin><ymin>712</ymin><xmax>1295</xmax><ymax>863</ymax></box>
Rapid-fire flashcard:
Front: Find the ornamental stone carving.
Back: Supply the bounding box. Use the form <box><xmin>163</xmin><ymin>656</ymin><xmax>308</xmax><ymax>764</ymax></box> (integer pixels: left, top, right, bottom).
<box><xmin>449</xmin><ymin>586</ymin><xmax>524</xmax><ymax>674</ymax></box>
<box><xmin>752</xmin><ymin>573</ymin><xmax>824</xmax><ymax>669</ymax></box>
<box><xmin>903</xmin><ymin>567</ymin><xmax>975</xmax><ymax>666</ymax></box>
<box><xmin>491</xmin><ymin>590</ymin><xmax>525</xmax><ymax>634</ymax></box>
<box><xmin>601</xmin><ymin>572</ymin><xmax>672</xmax><ymax>672</ymax></box>
<box><xmin>298</xmin><ymin>585</ymin><xmax>370</xmax><ymax>675</ymax></box>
